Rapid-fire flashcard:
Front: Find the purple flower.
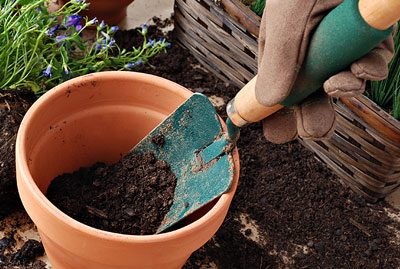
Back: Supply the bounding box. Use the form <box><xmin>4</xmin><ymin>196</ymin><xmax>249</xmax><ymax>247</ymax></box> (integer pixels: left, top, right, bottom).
<box><xmin>42</xmin><ymin>65</ymin><xmax>52</xmax><ymax>78</ymax></box>
<box><xmin>56</xmin><ymin>35</ymin><xmax>67</xmax><ymax>43</ymax></box>
<box><xmin>140</xmin><ymin>24</ymin><xmax>148</xmax><ymax>35</ymax></box>
<box><xmin>157</xmin><ymin>38</ymin><xmax>171</xmax><ymax>48</ymax></box>
<box><xmin>97</xmin><ymin>20</ymin><xmax>106</xmax><ymax>31</ymax></box>
<box><xmin>45</xmin><ymin>25</ymin><xmax>59</xmax><ymax>37</ymax></box>
<box><xmin>94</xmin><ymin>43</ymin><xmax>103</xmax><ymax>51</ymax></box>
<box><xmin>125</xmin><ymin>60</ymin><xmax>144</xmax><ymax>70</ymax></box>
<box><xmin>65</xmin><ymin>15</ymin><xmax>82</xmax><ymax>27</ymax></box>
<box><xmin>63</xmin><ymin>66</ymin><xmax>70</xmax><ymax>75</ymax></box>
<box><xmin>109</xmin><ymin>26</ymin><xmax>119</xmax><ymax>34</ymax></box>
<box><xmin>108</xmin><ymin>38</ymin><xmax>116</xmax><ymax>47</ymax></box>
<box><xmin>86</xmin><ymin>17</ymin><xmax>99</xmax><ymax>26</ymax></box>
<box><xmin>146</xmin><ymin>39</ymin><xmax>155</xmax><ymax>47</ymax></box>
<box><xmin>75</xmin><ymin>24</ymin><xmax>83</xmax><ymax>31</ymax></box>
<box><xmin>124</xmin><ymin>62</ymin><xmax>136</xmax><ymax>69</ymax></box>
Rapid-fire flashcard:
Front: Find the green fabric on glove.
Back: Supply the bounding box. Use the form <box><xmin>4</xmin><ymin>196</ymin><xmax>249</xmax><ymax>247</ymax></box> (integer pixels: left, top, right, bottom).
<box><xmin>256</xmin><ymin>0</ymin><xmax>395</xmax><ymax>144</ymax></box>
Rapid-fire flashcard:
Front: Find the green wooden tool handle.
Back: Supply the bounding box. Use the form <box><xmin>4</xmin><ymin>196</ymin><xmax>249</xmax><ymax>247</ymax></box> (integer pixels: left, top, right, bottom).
<box><xmin>228</xmin><ymin>0</ymin><xmax>399</xmax><ymax>127</ymax></box>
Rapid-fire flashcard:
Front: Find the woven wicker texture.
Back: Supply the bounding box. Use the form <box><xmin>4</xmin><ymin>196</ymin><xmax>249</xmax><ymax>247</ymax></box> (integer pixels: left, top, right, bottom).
<box><xmin>174</xmin><ymin>0</ymin><xmax>260</xmax><ymax>87</ymax></box>
<box><xmin>301</xmin><ymin>96</ymin><xmax>400</xmax><ymax>202</ymax></box>
<box><xmin>173</xmin><ymin>0</ymin><xmax>400</xmax><ymax>201</ymax></box>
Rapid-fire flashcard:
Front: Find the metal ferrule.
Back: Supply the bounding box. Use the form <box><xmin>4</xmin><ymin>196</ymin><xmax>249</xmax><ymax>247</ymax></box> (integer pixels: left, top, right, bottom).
<box><xmin>226</xmin><ymin>98</ymin><xmax>250</xmax><ymax>128</ymax></box>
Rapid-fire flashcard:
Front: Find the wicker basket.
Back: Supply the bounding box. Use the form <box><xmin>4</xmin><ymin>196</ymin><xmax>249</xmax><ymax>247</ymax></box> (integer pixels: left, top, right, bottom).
<box><xmin>174</xmin><ymin>0</ymin><xmax>260</xmax><ymax>88</ymax></box>
<box><xmin>300</xmin><ymin>96</ymin><xmax>400</xmax><ymax>202</ymax></box>
<box><xmin>173</xmin><ymin>0</ymin><xmax>400</xmax><ymax>201</ymax></box>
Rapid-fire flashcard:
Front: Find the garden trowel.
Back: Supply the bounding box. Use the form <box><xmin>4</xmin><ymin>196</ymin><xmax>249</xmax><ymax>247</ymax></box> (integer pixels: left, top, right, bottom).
<box><xmin>131</xmin><ymin>0</ymin><xmax>400</xmax><ymax>234</ymax></box>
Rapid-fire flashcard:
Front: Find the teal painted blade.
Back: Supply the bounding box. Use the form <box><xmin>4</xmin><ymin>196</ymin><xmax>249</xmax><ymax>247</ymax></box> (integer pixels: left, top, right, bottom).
<box><xmin>130</xmin><ymin>93</ymin><xmax>235</xmax><ymax>234</ymax></box>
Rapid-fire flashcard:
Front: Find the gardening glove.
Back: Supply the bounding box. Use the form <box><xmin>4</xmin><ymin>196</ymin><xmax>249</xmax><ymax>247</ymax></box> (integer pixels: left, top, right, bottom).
<box><xmin>256</xmin><ymin>0</ymin><xmax>395</xmax><ymax>144</ymax></box>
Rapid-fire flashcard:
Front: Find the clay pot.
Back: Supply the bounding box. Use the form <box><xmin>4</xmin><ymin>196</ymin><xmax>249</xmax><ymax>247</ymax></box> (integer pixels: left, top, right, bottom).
<box><xmin>16</xmin><ymin>71</ymin><xmax>239</xmax><ymax>269</ymax></box>
<box><xmin>60</xmin><ymin>0</ymin><xmax>134</xmax><ymax>25</ymax></box>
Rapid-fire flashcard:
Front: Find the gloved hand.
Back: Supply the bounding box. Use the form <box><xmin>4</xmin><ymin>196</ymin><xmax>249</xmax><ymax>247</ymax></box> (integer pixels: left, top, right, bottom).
<box><xmin>256</xmin><ymin>0</ymin><xmax>395</xmax><ymax>144</ymax></box>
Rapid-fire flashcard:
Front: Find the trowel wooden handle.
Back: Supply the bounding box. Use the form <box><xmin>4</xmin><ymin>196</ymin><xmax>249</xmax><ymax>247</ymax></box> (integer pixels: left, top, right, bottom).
<box><xmin>228</xmin><ymin>0</ymin><xmax>400</xmax><ymax>127</ymax></box>
<box><xmin>228</xmin><ymin>76</ymin><xmax>282</xmax><ymax>126</ymax></box>
<box><xmin>359</xmin><ymin>0</ymin><xmax>400</xmax><ymax>30</ymax></box>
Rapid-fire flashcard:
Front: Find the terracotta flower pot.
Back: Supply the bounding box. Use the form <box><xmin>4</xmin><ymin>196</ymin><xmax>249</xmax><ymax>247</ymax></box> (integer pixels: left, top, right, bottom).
<box><xmin>16</xmin><ymin>71</ymin><xmax>239</xmax><ymax>269</ymax></box>
<box><xmin>60</xmin><ymin>0</ymin><xmax>134</xmax><ymax>25</ymax></box>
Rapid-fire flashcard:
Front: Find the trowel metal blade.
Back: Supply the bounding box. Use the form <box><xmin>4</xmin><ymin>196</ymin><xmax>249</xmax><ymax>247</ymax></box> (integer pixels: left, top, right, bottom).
<box><xmin>130</xmin><ymin>93</ymin><xmax>235</xmax><ymax>233</ymax></box>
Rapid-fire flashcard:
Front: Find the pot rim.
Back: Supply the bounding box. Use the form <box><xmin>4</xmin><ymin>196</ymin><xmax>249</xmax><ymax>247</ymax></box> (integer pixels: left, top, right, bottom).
<box><xmin>16</xmin><ymin>71</ymin><xmax>239</xmax><ymax>243</ymax></box>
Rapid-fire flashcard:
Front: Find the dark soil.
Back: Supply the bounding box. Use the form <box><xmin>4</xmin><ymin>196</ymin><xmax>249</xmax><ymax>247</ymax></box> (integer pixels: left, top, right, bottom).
<box><xmin>0</xmin><ymin>91</ymin><xmax>36</xmax><ymax>220</ymax></box>
<box><xmin>117</xmin><ymin>26</ymin><xmax>400</xmax><ymax>268</ymax></box>
<box><xmin>1</xmin><ymin>22</ymin><xmax>400</xmax><ymax>268</ymax></box>
<box><xmin>0</xmin><ymin>234</ymin><xmax>45</xmax><ymax>269</ymax></box>
<box><xmin>47</xmin><ymin>149</ymin><xmax>177</xmax><ymax>235</ymax></box>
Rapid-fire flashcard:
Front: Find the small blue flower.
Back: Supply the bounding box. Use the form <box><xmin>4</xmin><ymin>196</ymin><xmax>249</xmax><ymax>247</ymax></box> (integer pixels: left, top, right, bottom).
<box><xmin>108</xmin><ymin>38</ymin><xmax>116</xmax><ymax>47</ymax></box>
<box><xmin>65</xmin><ymin>15</ymin><xmax>82</xmax><ymax>27</ymax></box>
<box><xmin>109</xmin><ymin>26</ymin><xmax>119</xmax><ymax>34</ymax></box>
<box><xmin>124</xmin><ymin>62</ymin><xmax>136</xmax><ymax>69</ymax></box>
<box><xmin>56</xmin><ymin>35</ymin><xmax>67</xmax><ymax>43</ymax></box>
<box><xmin>86</xmin><ymin>17</ymin><xmax>99</xmax><ymax>26</ymax></box>
<box><xmin>45</xmin><ymin>25</ymin><xmax>59</xmax><ymax>37</ymax></box>
<box><xmin>42</xmin><ymin>65</ymin><xmax>52</xmax><ymax>78</ymax></box>
<box><xmin>146</xmin><ymin>39</ymin><xmax>155</xmax><ymax>47</ymax></box>
<box><xmin>63</xmin><ymin>65</ymin><xmax>70</xmax><ymax>75</ymax></box>
<box><xmin>140</xmin><ymin>24</ymin><xmax>148</xmax><ymax>35</ymax></box>
<box><xmin>124</xmin><ymin>60</ymin><xmax>144</xmax><ymax>70</ymax></box>
<box><xmin>75</xmin><ymin>24</ymin><xmax>83</xmax><ymax>31</ymax></box>
<box><xmin>94</xmin><ymin>43</ymin><xmax>103</xmax><ymax>51</ymax></box>
<box><xmin>97</xmin><ymin>20</ymin><xmax>106</xmax><ymax>31</ymax></box>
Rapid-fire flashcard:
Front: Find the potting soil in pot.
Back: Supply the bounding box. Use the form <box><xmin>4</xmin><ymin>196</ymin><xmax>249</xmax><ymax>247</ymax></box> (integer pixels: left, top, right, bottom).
<box><xmin>47</xmin><ymin>136</ymin><xmax>177</xmax><ymax>235</ymax></box>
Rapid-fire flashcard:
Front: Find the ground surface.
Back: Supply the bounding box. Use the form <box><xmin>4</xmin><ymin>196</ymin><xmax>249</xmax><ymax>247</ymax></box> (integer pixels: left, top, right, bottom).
<box><xmin>135</xmin><ymin>28</ymin><xmax>400</xmax><ymax>268</ymax></box>
<box><xmin>0</xmin><ymin>91</ymin><xmax>36</xmax><ymax>220</ymax></box>
<box><xmin>0</xmin><ymin>24</ymin><xmax>400</xmax><ymax>269</ymax></box>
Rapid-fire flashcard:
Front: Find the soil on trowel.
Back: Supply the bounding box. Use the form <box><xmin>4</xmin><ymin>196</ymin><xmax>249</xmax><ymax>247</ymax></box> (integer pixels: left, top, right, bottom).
<box><xmin>113</xmin><ymin>25</ymin><xmax>400</xmax><ymax>268</ymax></box>
<box><xmin>0</xmin><ymin>234</ymin><xmax>45</xmax><ymax>269</ymax></box>
<box><xmin>0</xmin><ymin>90</ymin><xmax>36</xmax><ymax>220</ymax></box>
<box><xmin>47</xmin><ymin>137</ymin><xmax>177</xmax><ymax>235</ymax></box>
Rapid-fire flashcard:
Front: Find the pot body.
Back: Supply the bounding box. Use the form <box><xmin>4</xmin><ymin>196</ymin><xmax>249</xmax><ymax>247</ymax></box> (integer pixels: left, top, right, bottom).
<box><xmin>61</xmin><ymin>0</ymin><xmax>134</xmax><ymax>25</ymax></box>
<box><xmin>16</xmin><ymin>71</ymin><xmax>239</xmax><ymax>269</ymax></box>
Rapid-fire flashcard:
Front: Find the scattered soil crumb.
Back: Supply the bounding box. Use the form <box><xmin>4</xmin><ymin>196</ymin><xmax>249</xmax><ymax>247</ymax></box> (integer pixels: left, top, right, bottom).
<box><xmin>237</xmin><ymin>213</ymin><xmax>267</xmax><ymax>247</ymax></box>
<box><xmin>151</xmin><ymin>134</ymin><xmax>165</xmax><ymax>147</ymax></box>
<box><xmin>208</xmin><ymin>95</ymin><xmax>225</xmax><ymax>109</ymax></box>
<box><xmin>0</xmin><ymin>235</ymin><xmax>45</xmax><ymax>269</ymax></box>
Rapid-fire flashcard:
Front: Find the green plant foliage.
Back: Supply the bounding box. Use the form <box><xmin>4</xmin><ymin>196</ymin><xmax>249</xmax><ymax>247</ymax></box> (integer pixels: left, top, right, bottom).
<box><xmin>0</xmin><ymin>0</ymin><xmax>170</xmax><ymax>94</ymax></box>
<box><xmin>369</xmin><ymin>29</ymin><xmax>400</xmax><ymax>119</ymax></box>
<box><xmin>250</xmin><ymin>0</ymin><xmax>265</xmax><ymax>16</ymax></box>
